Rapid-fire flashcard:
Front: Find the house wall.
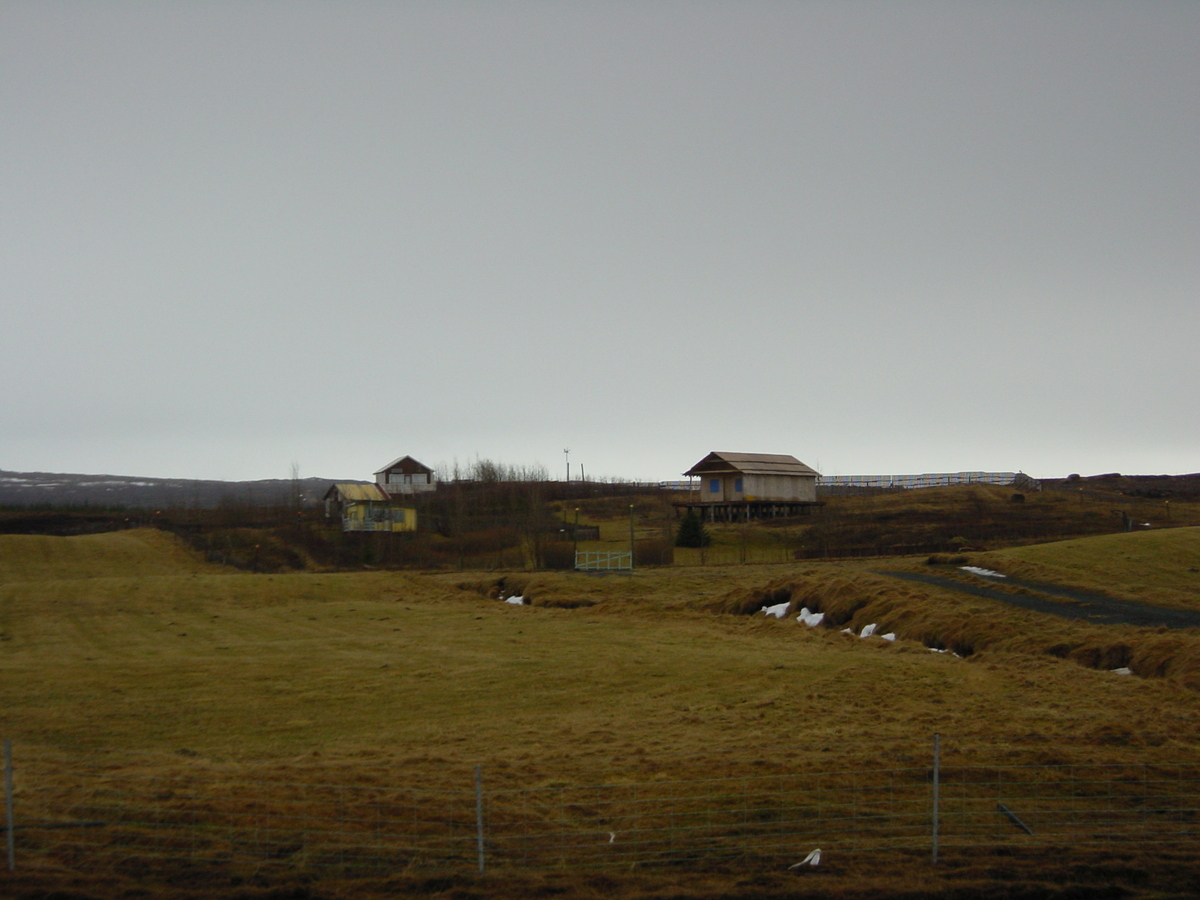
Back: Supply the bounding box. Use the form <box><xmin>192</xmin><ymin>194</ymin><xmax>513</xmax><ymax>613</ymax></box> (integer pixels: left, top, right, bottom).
<box><xmin>701</xmin><ymin>474</ymin><xmax>739</xmax><ymax>501</ymax></box>
<box><xmin>342</xmin><ymin>502</ymin><xmax>417</xmax><ymax>533</ymax></box>
<box><xmin>376</xmin><ymin>471</ymin><xmax>436</xmax><ymax>494</ymax></box>
<box><xmin>744</xmin><ymin>474</ymin><xmax>817</xmax><ymax>502</ymax></box>
<box><xmin>699</xmin><ymin>473</ymin><xmax>817</xmax><ymax>502</ymax></box>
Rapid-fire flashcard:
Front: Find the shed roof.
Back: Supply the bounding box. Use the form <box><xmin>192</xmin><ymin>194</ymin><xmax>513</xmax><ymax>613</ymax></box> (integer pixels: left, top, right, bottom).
<box><xmin>325</xmin><ymin>483</ymin><xmax>390</xmax><ymax>502</ymax></box>
<box><xmin>683</xmin><ymin>452</ymin><xmax>820</xmax><ymax>478</ymax></box>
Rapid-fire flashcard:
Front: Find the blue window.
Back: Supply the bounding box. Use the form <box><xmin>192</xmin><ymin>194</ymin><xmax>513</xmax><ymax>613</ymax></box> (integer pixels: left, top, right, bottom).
<box><xmin>709</xmin><ymin>478</ymin><xmax>720</xmax><ymax>493</ymax></box>
<box><xmin>735</xmin><ymin>477</ymin><xmax>743</xmax><ymax>493</ymax></box>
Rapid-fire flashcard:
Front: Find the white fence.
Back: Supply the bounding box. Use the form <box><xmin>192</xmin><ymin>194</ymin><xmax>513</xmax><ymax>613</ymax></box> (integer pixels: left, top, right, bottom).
<box><xmin>656</xmin><ymin>480</ymin><xmax>696</xmax><ymax>492</ymax></box>
<box><xmin>574</xmin><ymin>550</ymin><xmax>632</xmax><ymax>571</ymax></box>
<box><xmin>818</xmin><ymin>472</ymin><xmax>1041</xmax><ymax>491</ymax></box>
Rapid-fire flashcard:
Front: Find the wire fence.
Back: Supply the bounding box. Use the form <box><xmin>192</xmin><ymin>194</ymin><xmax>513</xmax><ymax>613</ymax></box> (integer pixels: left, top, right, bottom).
<box><xmin>6</xmin><ymin>745</ymin><xmax>1200</xmax><ymax>879</ymax></box>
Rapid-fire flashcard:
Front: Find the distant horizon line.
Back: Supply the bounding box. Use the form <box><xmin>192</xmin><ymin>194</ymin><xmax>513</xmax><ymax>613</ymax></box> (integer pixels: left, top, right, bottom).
<box><xmin>5</xmin><ymin>466</ymin><xmax>1197</xmax><ymax>486</ymax></box>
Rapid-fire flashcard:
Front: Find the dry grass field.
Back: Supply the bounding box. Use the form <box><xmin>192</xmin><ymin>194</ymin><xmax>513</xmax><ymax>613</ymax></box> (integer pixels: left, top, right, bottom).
<box><xmin>2</xmin><ymin>525</ymin><xmax>1200</xmax><ymax>898</ymax></box>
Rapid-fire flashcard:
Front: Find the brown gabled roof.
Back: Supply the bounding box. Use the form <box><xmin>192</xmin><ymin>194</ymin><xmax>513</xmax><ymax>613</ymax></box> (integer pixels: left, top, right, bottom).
<box><xmin>683</xmin><ymin>452</ymin><xmax>820</xmax><ymax>478</ymax></box>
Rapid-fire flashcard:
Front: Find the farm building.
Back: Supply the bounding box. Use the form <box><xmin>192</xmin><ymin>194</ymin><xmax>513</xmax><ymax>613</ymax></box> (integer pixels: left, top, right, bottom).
<box><xmin>677</xmin><ymin>452</ymin><xmax>822</xmax><ymax>521</ymax></box>
<box><xmin>323</xmin><ymin>484</ymin><xmax>416</xmax><ymax>533</ymax></box>
<box><xmin>375</xmin><ymin>456</ymin><xmax>437</xmax><ymax>495</ymax></box>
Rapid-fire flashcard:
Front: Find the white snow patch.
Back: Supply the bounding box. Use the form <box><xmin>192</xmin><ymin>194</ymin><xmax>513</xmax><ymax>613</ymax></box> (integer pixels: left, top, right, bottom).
<box><xmin>504</xmin><ymin>595</ymin><xmax>526</xmax><ymax>605</ymax></box>
<box><xmin>1111</xmin><ymin>667</ymin><xmax>1133</xmax><ymax>675</ymax></box>
<box><xmin>796</xmin><ymin>607</ymin><xmax>825</xmax><ymax>628</ymax></box>
<box><xmin>761</xmin><ymin>602</ymin><xmax>790</xmax><ymax>619</ymax></box>
<box><xmin>961</xmin><ymin>566</ymin><xmax>1005</xmax><ymax>578</ymax></box>
<box><xmin>928</xmin><ymin>647</ymin><xmax>963</xmax><ymax>658</ymax></box>
<box><xmin>854</xmin><ymin>623</ymin><xmax>895</xmax><ymax>640</ymax></box>
<box><xmin>788</xmin><ymin>848</ymin><xmax>821</xmax><ymax>868</ymax></box>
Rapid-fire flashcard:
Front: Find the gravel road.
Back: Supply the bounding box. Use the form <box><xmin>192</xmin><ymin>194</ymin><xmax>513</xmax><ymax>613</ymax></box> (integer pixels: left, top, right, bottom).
<box><xmin>878</xmin><ymin>569</ymin><xmax>1200</xmax><ymax>629</ymax></box>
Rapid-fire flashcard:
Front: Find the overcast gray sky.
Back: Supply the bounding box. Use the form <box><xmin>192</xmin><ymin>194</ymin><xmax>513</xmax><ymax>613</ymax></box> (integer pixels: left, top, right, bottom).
<box><xmin>3</xmin><ymin>1</ymin><xmax>1196</xmax><ymax>484</ymax></box>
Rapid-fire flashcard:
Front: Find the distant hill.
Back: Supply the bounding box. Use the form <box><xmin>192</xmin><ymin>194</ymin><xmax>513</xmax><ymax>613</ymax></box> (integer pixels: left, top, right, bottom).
<box><xmin>0</xmin><ymin>469</ymin><xmax>360</xmax><ymax>509</ymax></box>
<box><xmin>1042</xmin><ymin>472</ymin><xmax>1200</xmax><ymax>499</ymax></box>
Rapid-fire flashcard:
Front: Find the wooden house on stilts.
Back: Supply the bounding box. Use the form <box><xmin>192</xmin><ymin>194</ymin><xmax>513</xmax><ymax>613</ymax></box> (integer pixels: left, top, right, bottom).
<box><xmin>676</xmin><ymin>451</ymin><xmax>822</xmax><ymax>521</ymax></box>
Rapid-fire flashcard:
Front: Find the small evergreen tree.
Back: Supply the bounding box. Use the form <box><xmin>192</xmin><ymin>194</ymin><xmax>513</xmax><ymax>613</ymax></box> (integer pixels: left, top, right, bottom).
<box><xmin>674</xmin><ymin>510</ymin><xmax>711</xmax><ymax>548</ymax></box>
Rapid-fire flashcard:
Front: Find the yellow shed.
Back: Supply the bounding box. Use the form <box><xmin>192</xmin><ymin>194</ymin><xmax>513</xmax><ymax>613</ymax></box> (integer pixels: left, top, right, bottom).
<box><xmin>323</xmin><ymin>483</ymin><xmax>416</xmax><ymax>533</ymax></box>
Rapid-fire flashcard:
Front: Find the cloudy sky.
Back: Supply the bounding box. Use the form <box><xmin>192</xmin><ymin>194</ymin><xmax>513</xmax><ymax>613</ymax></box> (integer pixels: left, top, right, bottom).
<box><xmin>2</xmin><ymin>1</ymin><xmax>1196</xmax><ymax>484</ymax></box>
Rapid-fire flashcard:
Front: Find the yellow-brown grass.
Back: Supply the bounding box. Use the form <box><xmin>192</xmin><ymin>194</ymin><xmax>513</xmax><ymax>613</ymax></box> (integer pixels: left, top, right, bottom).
<box><xmin>4</xmin><ymin>528</ymin><xmax>1200</xmax><ymax>898</ymax></box>
<box><xmin>0</xmin><ymin>528</ymin><xmax>218</xmax><ymax>581</ymax></box>
<box><xmin>4</xmin><ymin>528</ymin><xmax>1199</xmax><ymax>764</ymax></box>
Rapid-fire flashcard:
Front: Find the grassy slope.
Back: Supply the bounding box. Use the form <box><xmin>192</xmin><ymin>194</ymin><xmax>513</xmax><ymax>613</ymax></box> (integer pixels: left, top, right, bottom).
<box><xmin>985</xmin><ymin>525</ymin><xmax>1200</xmax><ymax>604</ymax></box>
<box><xmin>2</xmin><ymin>529</ymin><xmax>1198</xmax><ymax>773</ymax></box>
<box><xmin>4</xmin><ymin>528</ymin><xmax>1200</xmax><ymax>899</ymax></box>
<box><xmin>0</xmin><ymin>528</ymin><xmax>215</xmax><ymax>581</ymax></box>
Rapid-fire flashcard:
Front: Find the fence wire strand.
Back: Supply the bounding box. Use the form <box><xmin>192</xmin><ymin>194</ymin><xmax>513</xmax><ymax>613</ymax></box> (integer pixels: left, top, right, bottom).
<box><xmin>7</xmin><ymin>757</ymin><xmax>1200</xmax><ymax>876</ymax></box>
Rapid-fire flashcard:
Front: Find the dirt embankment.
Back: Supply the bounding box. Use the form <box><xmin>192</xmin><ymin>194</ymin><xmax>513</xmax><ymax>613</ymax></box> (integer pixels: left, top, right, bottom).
<box><xmin>705</xmin><ymin>567</ymin><xmax>1200</xmax><ymax>687</ymax></box>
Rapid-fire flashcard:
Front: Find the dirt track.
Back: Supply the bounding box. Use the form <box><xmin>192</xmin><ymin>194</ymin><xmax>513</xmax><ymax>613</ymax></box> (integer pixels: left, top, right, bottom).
<box><xmin>879</xmin><ymin>568</ymin><xmax>1200</xmax><ymax>629</ymax></box>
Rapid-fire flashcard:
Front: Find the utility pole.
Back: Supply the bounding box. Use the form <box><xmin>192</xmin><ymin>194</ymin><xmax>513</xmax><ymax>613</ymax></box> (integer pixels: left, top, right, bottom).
<box><xmin>564</xmin><ymin>448</ymin><xmax>571</xmax><ymax>483</ymax></box>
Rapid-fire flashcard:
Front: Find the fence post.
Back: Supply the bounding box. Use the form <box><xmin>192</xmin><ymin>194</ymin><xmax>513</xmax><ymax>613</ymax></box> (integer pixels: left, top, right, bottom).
<box><xmin>629</xmin><ymin>505</ymin><xmax>636</xmax><ymax>570</ymax></box>
<box><xmin>932</xmin><ymin>733</ymin><xmax>940</xmax><ymax>865</ymax></box>
<box><xmin>475</xmin><ymin>765</ymin><xmax>485</xmax><ymax>873</ymax></box>
<box><xmin>5</xmin><ymin>739</ymin><xmax>13</xmax><ymax>871</ymax></box>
